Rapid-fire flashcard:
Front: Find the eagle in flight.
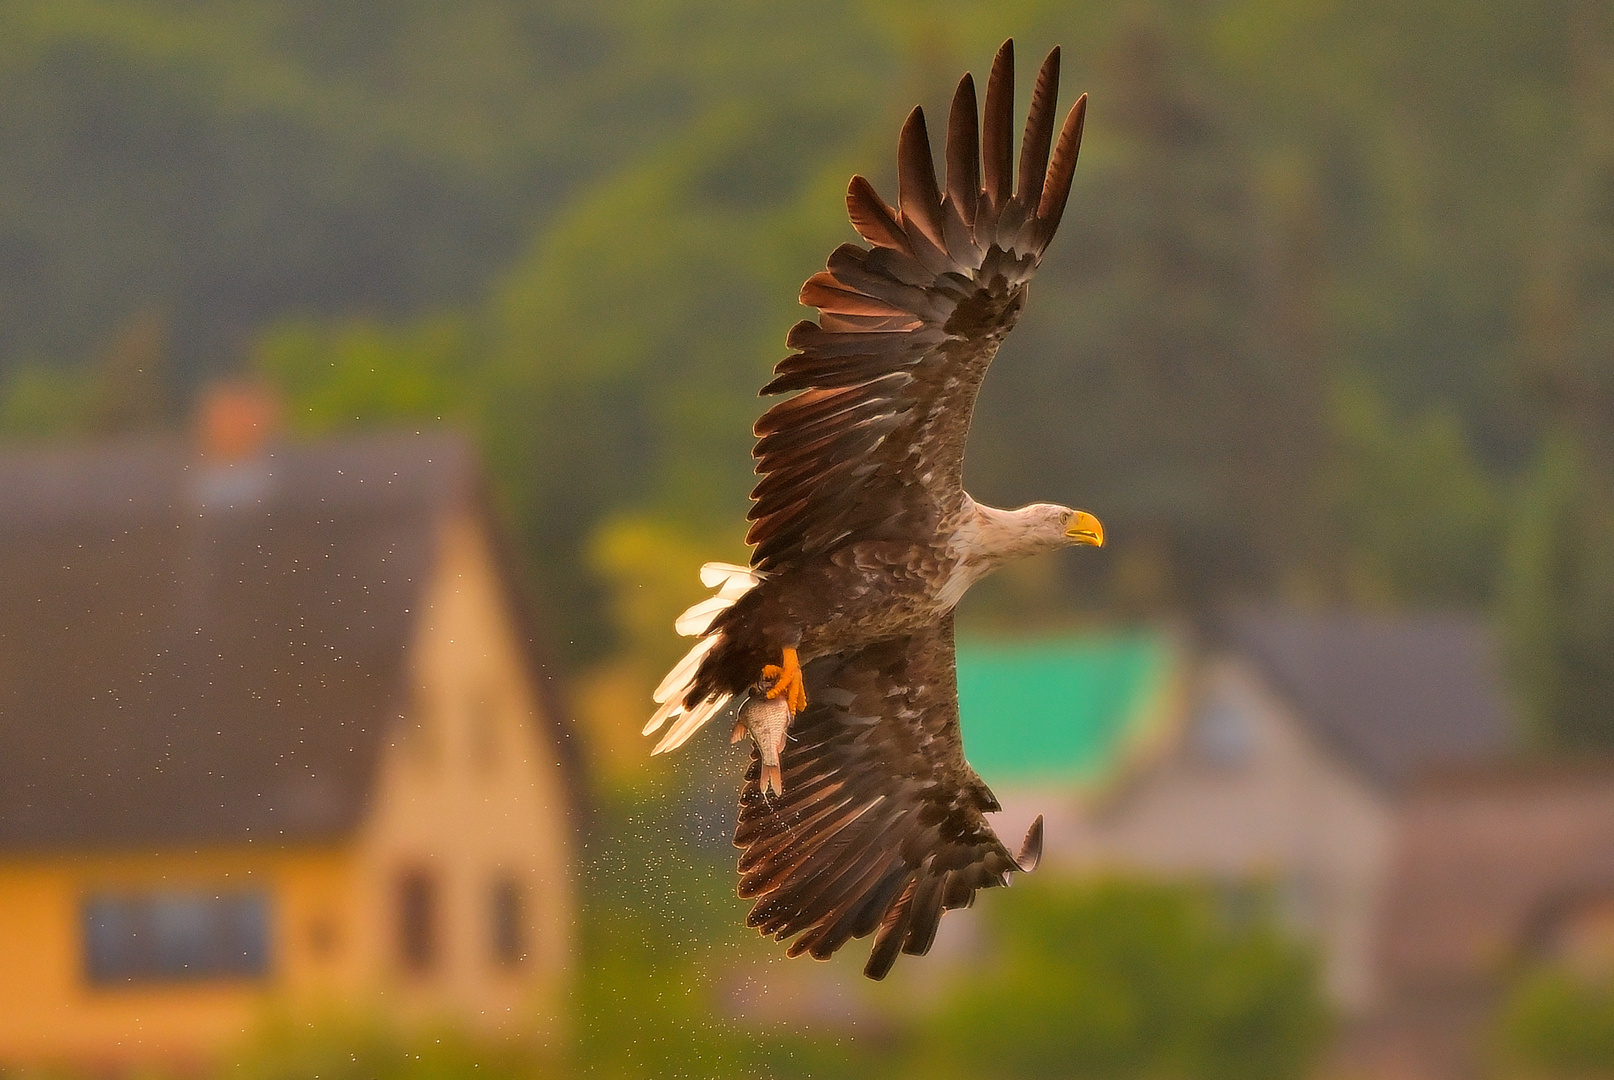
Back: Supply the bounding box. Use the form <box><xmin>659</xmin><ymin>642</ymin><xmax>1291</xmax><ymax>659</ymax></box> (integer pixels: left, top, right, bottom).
<box><xmin>643</xmin><ymin>40</ymin><xmax>1103</xmax><ymax>979</ymax></box>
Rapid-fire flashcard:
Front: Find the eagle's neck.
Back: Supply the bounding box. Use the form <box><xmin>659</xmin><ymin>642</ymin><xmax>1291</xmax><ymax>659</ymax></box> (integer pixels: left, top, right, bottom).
<box><xmin>937</xmin><ymin>497</ymin><xmax>1066</xmax><ymax>608</ymax></box>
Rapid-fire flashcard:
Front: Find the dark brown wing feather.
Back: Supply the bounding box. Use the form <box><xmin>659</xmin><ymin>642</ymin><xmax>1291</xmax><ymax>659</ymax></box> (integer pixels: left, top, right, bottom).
<box><xmin>748</xmin><ymin>39</ymin><xmax>1087</xmax><ymax>573</ymax></box>
<box><xmin>732</xmin><ymin>617</ymin><xmax>1043</xmax><ymax>979</ymax></box>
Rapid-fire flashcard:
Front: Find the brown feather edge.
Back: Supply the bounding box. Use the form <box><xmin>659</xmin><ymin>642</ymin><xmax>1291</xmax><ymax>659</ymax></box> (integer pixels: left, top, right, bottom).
<box><xmin>1015</xmin><ymin>47</ymin><xmax>1061</xmax><ymax>210</ymax></box>
<box><xmin>981</xmin><ymin>39</ymin><xmax>1015</xmax><ymax>217</ymax></box>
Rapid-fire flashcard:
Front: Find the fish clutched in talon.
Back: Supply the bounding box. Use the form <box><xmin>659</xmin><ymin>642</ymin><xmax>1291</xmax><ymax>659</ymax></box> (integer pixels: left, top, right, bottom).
<box><xmin>732</xmin><ymin>671</ymin><xmax>794</xmax><ymax>797</ymax></box>
<box><xmin>759</xmin><ymin>646</ymin><xmax>806</xmax><ymax>715</ymax></box>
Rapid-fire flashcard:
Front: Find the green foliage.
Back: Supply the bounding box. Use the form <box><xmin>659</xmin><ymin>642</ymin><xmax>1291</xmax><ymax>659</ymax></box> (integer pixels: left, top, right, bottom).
<box><xmin>1500</xmin><ymin>24</ymin><xmax>1614</xmax><ymax>750</ymax></box>
<box><xmin>1501</xmin><ymin>431</ymin><xmax>1614</xmax><ymax>751</ymax></box>
<box><xmin>1521</xmin><ymin>22</ymin><xmax>1614</xmax><ymax>459</ymax></box>
<box><xmin>1321</xmin><ymin>375</ymin><xmax>1503</xmax><ymax>605</ymax></box>
<box><xmin>566</xmin><ymin>788</ymin><xmax>874</xmax><ymax>1079</ymax></box>
<box><xmin>253</xmin><ymin>315</ymin><xmax>476</xmax><ymax>434</ymax></box>
<box><xmin>0</xmin><ymin>362</ymin><xmax>103</xmax><ymax>439</ymax></box>
<box><xmin>589</xmin><ymin>513</ymin><xmax>747</xmax><ymax>676</ymax></box>
<box><xmin>1495</xmin><ymin>968</ymin><xmax>1614</xmax><ymax>1078</ymax></box>
<box><xmin>0</xmin><ymin>310</ymin><xmax>171</xmax><ymax>439</ymax></box>
<box><xmin>475</xmin><ymin>108</ymin><xmax>860</xmax><ymax>657</ymax></box>
<box><xmin>973</xmin><ymin>6</ymin><xmax>1322</xmax><ymax>609</ymax></box>
<box><xmin>910</xmin><ymin>879</ymin><xmax>1329</xmax><ymax>1080</ymax></box>
<box><xmin>227</xmin><ymin>1018</ymin><xmax>557</xmax><ymax>1080</ymax></box>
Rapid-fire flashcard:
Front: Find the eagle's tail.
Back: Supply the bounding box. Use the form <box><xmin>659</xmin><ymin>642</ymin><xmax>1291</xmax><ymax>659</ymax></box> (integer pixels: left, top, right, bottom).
<box><xmin>643</xmin><ymin>562</ymin><xmax>761</xmax><ymax>755</ymax></box>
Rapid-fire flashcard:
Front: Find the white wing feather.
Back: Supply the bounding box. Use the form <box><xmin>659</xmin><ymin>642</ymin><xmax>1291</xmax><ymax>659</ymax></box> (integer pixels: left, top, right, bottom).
<box><xmin>674</xmin><ymin>595</ymin><xmax>734</xmax><ymax>637</ymax></box>
<box><xmin>646</xmin><ymin>562</ymin><xmax>765</xmax><ymax>749</ymax></box>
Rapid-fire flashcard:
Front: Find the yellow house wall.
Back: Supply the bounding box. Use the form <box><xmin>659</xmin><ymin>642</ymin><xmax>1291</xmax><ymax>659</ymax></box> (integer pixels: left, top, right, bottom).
<box><xmin>0</xmin><ymin>845</ymin><xmax>357</xmax><ymax>1066</ymax></box>
<box><xmin>352</xmin><ymin>510</ymin><xmax>574</xmax><ymax>1035</ymax></box>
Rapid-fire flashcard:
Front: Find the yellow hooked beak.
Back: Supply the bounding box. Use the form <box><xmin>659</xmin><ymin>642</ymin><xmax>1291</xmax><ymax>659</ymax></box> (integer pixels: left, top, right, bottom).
<box><xmin>1065</xmin><ymin>510</ymin><xmax>1104</xmax><ymax>547</ymax></box>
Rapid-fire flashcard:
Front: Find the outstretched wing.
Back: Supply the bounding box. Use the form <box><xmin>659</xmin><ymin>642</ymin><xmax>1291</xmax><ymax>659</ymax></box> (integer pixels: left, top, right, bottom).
<box><xmin>732</xmin><ymin>617</ymin><xmax>1043</xmax><ymax>980</ymax></box>
<box><xmin>749</xmin><ymin>40</ymin><xmax>1087</xmax><ymax>573</ymax></box>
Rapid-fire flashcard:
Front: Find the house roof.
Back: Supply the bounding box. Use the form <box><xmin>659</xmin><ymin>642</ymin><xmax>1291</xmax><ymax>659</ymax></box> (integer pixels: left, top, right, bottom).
<box><xmin>0</xmin><ymin>431</ymin><xmax>569</xmax><ymax>852</ymax></box>
<box><xmin>956</xmin><ymin>631</ymin><xmax>1173</xmax><ymax>787</ymax></box>
<box><xmin>1223</xmin><ymin>610</ymin><xmax>1516</xmax><ymax>789</ymax></box>
<box><xmin>1377</xmin><ymin>764</ymin><xmax>1614</xmax><ymax>989</ymax></box>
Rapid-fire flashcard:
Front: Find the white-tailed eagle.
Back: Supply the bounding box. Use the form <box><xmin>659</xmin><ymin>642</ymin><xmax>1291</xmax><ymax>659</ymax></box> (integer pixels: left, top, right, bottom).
<box><xmin>643</xmin><ymin>40</ymin><xmax>1103</xmax><ymax>979</ymax></box>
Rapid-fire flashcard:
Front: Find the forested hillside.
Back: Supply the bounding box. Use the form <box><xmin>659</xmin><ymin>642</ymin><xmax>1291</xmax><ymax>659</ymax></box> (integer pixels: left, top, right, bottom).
<box><xmin>2</xmin><ymin>0</ymin><xmax>1610</xmax><ymax>750</ymax></box>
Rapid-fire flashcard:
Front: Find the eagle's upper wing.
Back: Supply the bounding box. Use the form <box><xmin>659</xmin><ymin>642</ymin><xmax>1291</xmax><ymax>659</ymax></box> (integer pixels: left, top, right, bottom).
<box><xmin>732</xmin><ymin>616</ymin><xmax>1043</xmax><ymax>980</ymax></box>
<box><xmin>748</xmin><ymin>40</ymin><xmax>1086</xmax><ymax>573</ymax></box>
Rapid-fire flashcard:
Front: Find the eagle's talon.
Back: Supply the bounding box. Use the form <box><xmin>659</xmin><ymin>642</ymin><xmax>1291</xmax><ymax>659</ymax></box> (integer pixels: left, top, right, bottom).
<box><xmin>762</xmin><ymin>646</ymin><xmax>806</xmax><ymax>715</ymax></box>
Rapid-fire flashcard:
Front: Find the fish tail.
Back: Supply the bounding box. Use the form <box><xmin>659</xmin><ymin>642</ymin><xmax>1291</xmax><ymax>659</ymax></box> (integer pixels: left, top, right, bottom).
<box><xmin>760</xmin><ymin>761</ymin><xmax>784</xmax><ymax>797</ymax></box>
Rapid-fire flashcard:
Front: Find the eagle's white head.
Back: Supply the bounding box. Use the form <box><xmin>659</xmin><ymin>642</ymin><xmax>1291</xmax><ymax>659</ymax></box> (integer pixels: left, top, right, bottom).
<box><xmin>940</xmin><ymin>500</ymin><xmax>1103</xmax><ymax>607</ymax></box>
<box><xmin>947</xmin><ymin>498</ymin><xmax>1104</xmax><ymax>591</ymax></box>
<box><xmin>1034</xmin><ymin>503</ymin><xmax>1105</xmax><ymax>550</ymax></box>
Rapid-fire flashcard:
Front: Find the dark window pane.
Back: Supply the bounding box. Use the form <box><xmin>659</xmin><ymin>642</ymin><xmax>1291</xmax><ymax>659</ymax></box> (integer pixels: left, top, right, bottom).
<box><xmin>491</xmin><ymin>877</ymin><xmax>524</xmax><ymax>965</ymax></box>
<box><xmin>82</xmin><ymin>890</ymin><xmax>270</xmax><ymax>985</ymax></box>
<box><xmin>398</xmin><ymin>870</ymin><xmax>436</xmax><ymax>972</ymax></box>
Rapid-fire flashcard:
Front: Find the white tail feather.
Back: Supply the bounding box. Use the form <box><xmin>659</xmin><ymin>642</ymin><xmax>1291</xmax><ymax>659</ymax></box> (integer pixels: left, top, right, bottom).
<box><xmin>700</xmin><ymin>561</ymin><xmax>759</xmax><ymax>589</ymax></box>
<box><xmin>716</xmin><ymin>575</ymin><xmax>756</xmax><ymax>601</ymax></box>
<box><xmin>675</xmin><ymin>595</ymin><xmax>733</xmax><ymax>637</ymax></box>
<box><xmin>642</xmin><ymin>694</ymin><xmax>684</xmax><ymax>736</ymax></box>
<box><xmin>652</xmin><ymin>693</ymin><xmax>732</xmax><ymax>755</ymax></box>
<box><xmin>646</xmin><ymin>562</ymin><xmax>765</xmax><ymax>753</ymax></box>
<box><xmin>653</xmin><ymin>633</ymin><xmax>718</xmax><ymax>704</ymax></box>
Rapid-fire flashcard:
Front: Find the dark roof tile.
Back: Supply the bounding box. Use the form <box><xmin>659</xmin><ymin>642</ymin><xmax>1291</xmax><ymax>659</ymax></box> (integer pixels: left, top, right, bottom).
<box><xmin>1225</xmin><ymin>610</ymin><xmax>1516</xmax><ymax>789</ymax></box>
<box><xmin>0</xmin><ymin>432</ymin><xmax>475</xmax><ymax>851</ymax></box>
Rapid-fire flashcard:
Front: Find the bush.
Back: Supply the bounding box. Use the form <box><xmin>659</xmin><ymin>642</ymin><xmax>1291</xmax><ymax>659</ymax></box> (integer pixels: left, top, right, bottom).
<box><xmin>1496</xmin><ymin>968</ymin><xmax>1614</xmax><ymax>1078</ymax></box>
<box><xmin>227</xmin><ymin>1017</ymin><xmax>557</xmax><ymax>1080</ymax></box>
<box><xmin>908</xmin><ymin>878</ymin><xmax>1330</xmax><ymax>1080</ymax></box>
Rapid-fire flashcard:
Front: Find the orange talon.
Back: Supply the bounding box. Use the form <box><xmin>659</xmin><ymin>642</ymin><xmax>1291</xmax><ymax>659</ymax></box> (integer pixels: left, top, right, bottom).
<box><xmin>763</xmin><ymin>646</ymin><xmax>806</xmax><ymax>715</ymax></box>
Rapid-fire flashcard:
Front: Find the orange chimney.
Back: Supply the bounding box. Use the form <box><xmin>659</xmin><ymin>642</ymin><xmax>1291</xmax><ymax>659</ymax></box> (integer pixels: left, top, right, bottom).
<box><xmin>196</xmin><ymin>380</ymin><xmax>280</xmax><ymax>460</ymax></box>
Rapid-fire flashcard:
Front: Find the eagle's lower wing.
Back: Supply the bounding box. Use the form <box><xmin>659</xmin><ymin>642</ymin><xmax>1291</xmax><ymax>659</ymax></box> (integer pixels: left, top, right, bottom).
<box><xmin>732</xmin><ymin>617</ymin><xmax>1043</xmax><ymax>980</ymax></box>
<box><xmin>748</xmin><ymin>40</ymin><xmax>1086</xmax><ymax>574</ymax></box>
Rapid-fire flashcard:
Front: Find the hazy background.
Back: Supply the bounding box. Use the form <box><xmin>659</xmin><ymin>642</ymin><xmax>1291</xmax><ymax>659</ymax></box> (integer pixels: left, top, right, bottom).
<box><xmin>3</xmin><ymin>0</ymin><xmax>1613</xmax><ymax>1076</ymax></box>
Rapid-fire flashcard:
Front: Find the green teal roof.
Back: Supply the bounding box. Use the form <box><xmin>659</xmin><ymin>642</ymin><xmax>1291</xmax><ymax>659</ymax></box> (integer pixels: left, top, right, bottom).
<box><xmin>956</xmin><ymin>631</ymin><xmax>1173</xmax><ymax>787</ymax></box>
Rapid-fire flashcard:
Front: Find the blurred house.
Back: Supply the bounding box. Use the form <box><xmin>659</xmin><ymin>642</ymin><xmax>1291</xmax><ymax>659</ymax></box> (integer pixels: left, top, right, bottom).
<box><xmin>0</xmin><ymin>404</ymin><xmax>580</xmax><ymax>1066</ymax></box>
<box><xmin>979</xmin><ymin>613</ymin><xmax>1516</xmax><ymax>1012</ymax></box>
<box><xmin>1345</xmin><ymin>764</ymin><xmax>1614</xmax><ymax>1080</ymax></box>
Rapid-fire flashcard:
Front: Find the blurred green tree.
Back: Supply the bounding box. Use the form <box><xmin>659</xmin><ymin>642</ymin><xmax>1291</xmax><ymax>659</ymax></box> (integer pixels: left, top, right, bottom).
<box><xmin>0</xmin><ymin>309</ymin><xmax>172</xmax><ymax>438</ymax></box>
<box><xmin>970</xmin><ymin>8</ymin><xmax>1324</xmax><ymax>614</ymax></box>
<box><xmin>227</xmin><ymin>1016</ymin><xmax>558</xmax><ymax>1080</ymax></box>
<box><xmin>1502</xmin><ymin>433</ymin><xmax>1614</xmax><ymax>751</ymax></box>
<box><xmin>909</xmin><ymin>878</ymin><xmax>1329</xmax><ymax>1080</ymax></box>
<box><xmin>253</xmin><ymin>314</ymin><xmax>476</xmax><ymax>433</ymax></box>
<box><xmin>1505</xmin><ymin>17</ymin><xmax>1614</xmax><ymax>751</ymax></box>
<box><xmin>1494</xmin><ymin>967</ymin><xmax>1614</xmax><ymax>1079</ymax></box>
<box><xmin>1319</xmin><ymin>374</ymin><xmax>1502</xmax><ymax>606</ymax></box>
<box><xmin>475</xmin><ymin>6</ymin><xmax>894</xmax><ymax>660</ymax></box>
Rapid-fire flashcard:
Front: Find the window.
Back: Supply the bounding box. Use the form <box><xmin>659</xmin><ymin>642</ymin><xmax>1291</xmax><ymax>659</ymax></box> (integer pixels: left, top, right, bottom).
<box><xmin>82</xmin><ymin>890</ymin><xmax>270</xmax><ymax>985</ymax></box>
<box><xmin>306</xmin><ymin>914</ymin><xmax>340</xmax><ymax>961</ymax></box>
<box><xmin>490</xmin><ymin>876</ymin><xmax>525</xmax><ymax>965</ymax></box>
<box><xmin>1189</xmin><ymin>694</ymin><xmax>1254</xmax><ymax>768</ymax></box>
<box><xmin>397</xmin><ymin>870</ymin><xmax>437</xmax><ymax>973</ymax></box>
